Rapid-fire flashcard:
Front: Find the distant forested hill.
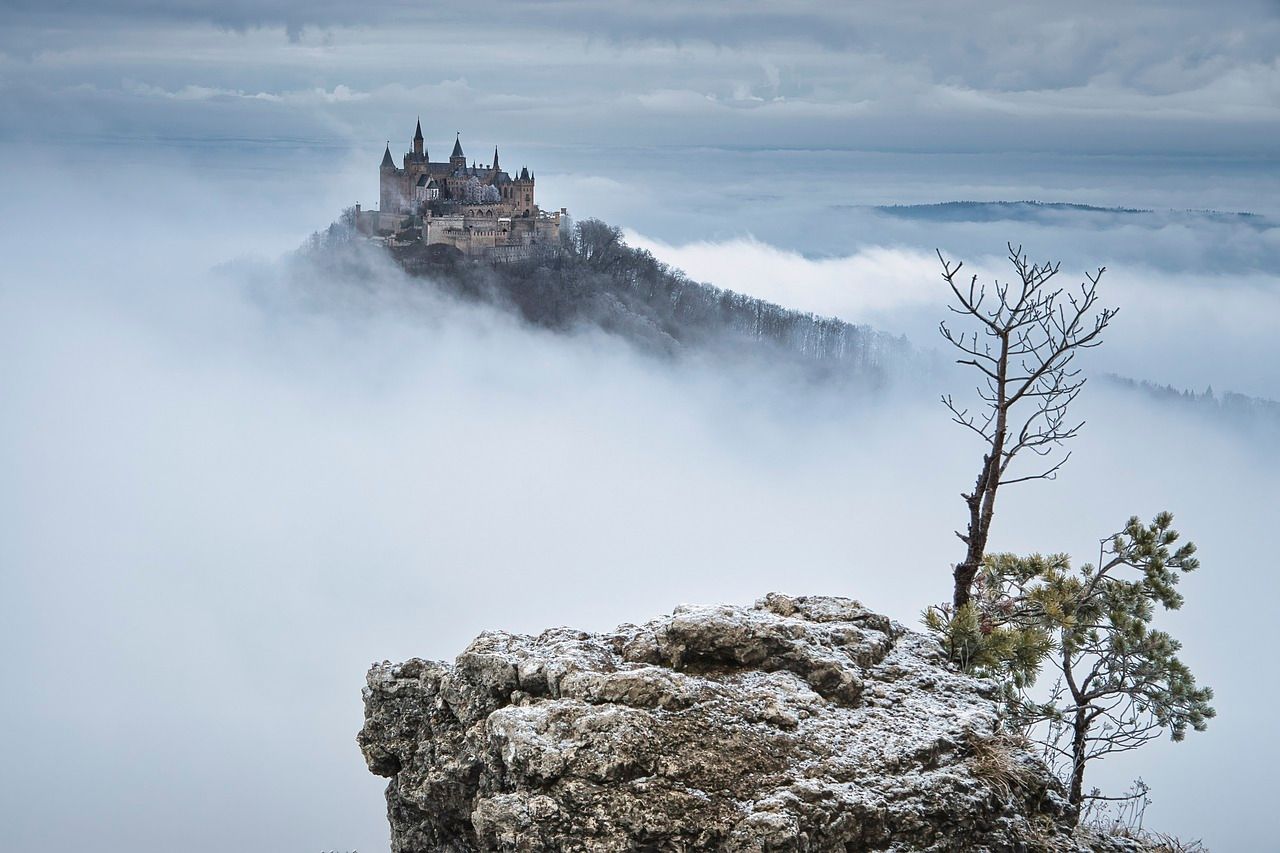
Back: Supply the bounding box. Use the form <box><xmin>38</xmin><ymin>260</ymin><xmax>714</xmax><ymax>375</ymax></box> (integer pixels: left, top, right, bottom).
<box><xmin>304</xmin><ymin>215</ymin><xmax>927</xmax><ymax>387</ymax></box>
<box><xmin>875</xmin><ymin>200</ymin><xmax>1265</xmax><ymax>227</ymax></box>
<box><xmin>1101</xmin><ymin>374</ymin><xmax>1280</xmax><ymax>433</ymax></box>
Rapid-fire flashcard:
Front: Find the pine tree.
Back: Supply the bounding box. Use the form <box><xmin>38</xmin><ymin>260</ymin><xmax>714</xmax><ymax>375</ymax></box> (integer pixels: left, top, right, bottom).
<box><xmin>925</xmin><ymin>512</ymin><xmax>1215</xmax><ymax>812</ymax></box>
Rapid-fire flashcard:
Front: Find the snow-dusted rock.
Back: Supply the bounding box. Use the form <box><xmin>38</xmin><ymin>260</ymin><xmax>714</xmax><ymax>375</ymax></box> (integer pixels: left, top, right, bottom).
<box><xmin>358</xmin><ymin>593</ymin><xmax>1116</xmax><ymax>851</ymax></box>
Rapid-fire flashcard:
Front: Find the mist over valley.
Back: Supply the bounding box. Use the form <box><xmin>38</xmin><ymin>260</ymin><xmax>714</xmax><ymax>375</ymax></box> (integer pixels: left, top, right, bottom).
<box><xmin>3</xmin><ymin>5</ymin><xmax>1278</xmax><ymax>850</ymax></box>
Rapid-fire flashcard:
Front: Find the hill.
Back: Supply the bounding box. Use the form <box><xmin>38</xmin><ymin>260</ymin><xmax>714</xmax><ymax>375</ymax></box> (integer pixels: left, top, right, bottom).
<box><xmin>303</xmin><ymin>214</ymin><xmax>926</xmax><ymax>388</ymax></box>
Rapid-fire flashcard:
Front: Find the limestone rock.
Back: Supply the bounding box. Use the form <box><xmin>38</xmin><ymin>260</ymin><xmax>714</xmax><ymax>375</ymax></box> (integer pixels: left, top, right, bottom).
<box><xmin>358</xmin><ymin>593</ymin><xmax>1123</xmax><ymax>851</ymax></box>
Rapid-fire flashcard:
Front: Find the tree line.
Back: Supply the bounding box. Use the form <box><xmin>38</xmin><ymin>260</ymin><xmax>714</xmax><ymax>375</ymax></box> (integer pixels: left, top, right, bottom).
<box><xmin>383</xmin><ymin>217</ymin><xmax>926</xmax><ymax>386</ymax></box>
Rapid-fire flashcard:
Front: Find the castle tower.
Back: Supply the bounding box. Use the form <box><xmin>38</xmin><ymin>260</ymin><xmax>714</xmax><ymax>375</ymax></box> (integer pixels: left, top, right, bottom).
<box><xmin>413</xmin><ymin>118</ymin><xmax>424</xmax><ymax>158</ymax></box>
<box><xmin>379</xmin><ymin>142</ymin><xmax>401</xmax><ymax>213</ymax></box>
<box><xmin>491</xmin><ymin>147</ymin><xmax>500</xmax><ymax>173</ymax></box>
<box><xmin>449</xmin><ymin>134</ymin><xmax>465</xmax><ymax>170</ymax></box>
<box><xmin>515</xmin><ymin>166</ymin><xmax>535</xmax><ymax>216</ymax></box>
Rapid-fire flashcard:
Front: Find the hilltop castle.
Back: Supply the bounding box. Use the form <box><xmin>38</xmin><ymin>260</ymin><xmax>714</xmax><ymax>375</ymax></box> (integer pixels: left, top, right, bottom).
<box><xmin>360</xmin><ymin>119</ymin><xmax>564</xmax><ymax>260</ymax></box>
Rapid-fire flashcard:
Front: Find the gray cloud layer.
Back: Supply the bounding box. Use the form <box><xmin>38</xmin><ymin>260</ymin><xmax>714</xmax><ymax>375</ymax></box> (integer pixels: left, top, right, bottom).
<box><xmin>2</xmin><ymin>1</ymin><xmax>1278</xmax><ymax>156</ymax></box>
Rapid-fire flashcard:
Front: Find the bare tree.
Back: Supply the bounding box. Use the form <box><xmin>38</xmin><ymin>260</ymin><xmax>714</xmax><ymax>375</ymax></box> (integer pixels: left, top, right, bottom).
<box><xmin>938</xmin><ymin>244</ymin><xmax>1116</xmax><ymax>609</ymax></box>
<box><xmin>571</xmin><ymin>218</ymin><xmax>626</xmax><ymax>271</ymax></box>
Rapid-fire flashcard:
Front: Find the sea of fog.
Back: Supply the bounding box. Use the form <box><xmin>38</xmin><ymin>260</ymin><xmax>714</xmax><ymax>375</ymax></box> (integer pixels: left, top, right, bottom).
<box><xmin>2</xmin><ymin>140</ymin><xmax>1278</xmax><ymax>851</ymax></box>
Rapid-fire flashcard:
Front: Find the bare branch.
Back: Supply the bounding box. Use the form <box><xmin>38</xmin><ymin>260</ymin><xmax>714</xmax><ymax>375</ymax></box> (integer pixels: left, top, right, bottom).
<box><xmin>938</xmin><ymin>246</ymin><xmax>1115</xmax><ymax>609</ymax></box>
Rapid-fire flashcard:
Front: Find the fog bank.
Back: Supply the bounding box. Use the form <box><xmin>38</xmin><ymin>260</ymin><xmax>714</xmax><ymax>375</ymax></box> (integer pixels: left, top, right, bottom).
<box><xmin>1</xmin><ymin>150</ymin><xmax>1276</xmax><ymax>851</ymax></box>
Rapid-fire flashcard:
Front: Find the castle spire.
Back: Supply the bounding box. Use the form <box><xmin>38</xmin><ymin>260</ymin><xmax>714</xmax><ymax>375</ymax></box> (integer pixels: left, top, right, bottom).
<box><xmin>381</xmin><ymin>142</ymin><xmax>395</xmax><ymax>169</ymax></box>
<box><xmin>451</xmin><ymin>133</ymin><xmax>464</xmax><ymax>158</ymax></box>
<box><xmin>413</xmin><ymin>118</ymin><xmax>424</xmax><ymax>156</ymax></box>
<box><xmin>492</xmin><ymin>146</ymin><xmax>500</xmax><ymax>171</ymax></box>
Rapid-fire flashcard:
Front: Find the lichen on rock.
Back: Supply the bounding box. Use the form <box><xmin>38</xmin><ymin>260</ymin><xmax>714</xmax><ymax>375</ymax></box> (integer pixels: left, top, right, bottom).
<box><xmin>358</xmin><ymin>593</ymin><xmax>1120</xmax><ymax>851</ymax></box>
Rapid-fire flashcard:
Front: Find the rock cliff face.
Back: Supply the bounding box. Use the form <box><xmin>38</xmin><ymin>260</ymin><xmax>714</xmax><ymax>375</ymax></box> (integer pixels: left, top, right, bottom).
<box><xmin>358</xmin><ymin>594</ymin><xmax>1116</xmax><ymax>852</ymax></box>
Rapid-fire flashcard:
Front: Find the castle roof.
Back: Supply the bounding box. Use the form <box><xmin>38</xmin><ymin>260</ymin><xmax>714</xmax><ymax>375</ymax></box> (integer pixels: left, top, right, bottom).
<box><xmin>416</xmin><ymin>174</ymin><xmax>435</xmax><ymax>187</ymax></box>
<box><xmin>519</xmin><ymin>166</ymin><xmax>529</xmax><ymax>181</ymax></box>
<box><xmin>451</xmin><ymin>134</ymin><xmax>464</xmax><ymax>158</ymax></box>
<box><xmin>381</xmin><ymin>144</ymin><xmax>395</xmax><ymax>168</ymax></box>
<box><xmin>414</xmin><ymin>118</ymin><xmax>424</xmax><ymax>142</ymax></box>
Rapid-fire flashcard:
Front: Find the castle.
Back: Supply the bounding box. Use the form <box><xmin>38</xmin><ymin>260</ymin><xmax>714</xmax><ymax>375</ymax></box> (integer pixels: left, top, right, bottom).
<box><xmin>359</xmin><ymin>118</ymin><xmax>564</xmax><ymax>260</ymax></box>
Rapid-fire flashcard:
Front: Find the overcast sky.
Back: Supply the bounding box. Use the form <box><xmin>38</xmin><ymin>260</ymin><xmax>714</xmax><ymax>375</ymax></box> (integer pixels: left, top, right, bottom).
<box><xmin>2</xmin><ymin>3</ymin><xmax>1278</xmax><ymax>852</ymax></box>
<box><xmin>3</xmin><ymin>0</ymin><xmax>1279</xmax><ymax>158</ymax></box>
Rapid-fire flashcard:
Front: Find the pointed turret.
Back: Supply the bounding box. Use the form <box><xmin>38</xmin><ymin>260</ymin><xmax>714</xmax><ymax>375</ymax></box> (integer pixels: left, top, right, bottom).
<box><xmin>379</xmin><ymin>141</ymin><xmax>400</xmax><ymax>214</ymax></box>
<box><xmin>449</xmin><ymin>133</ymin><xmax>466</xmax><ymax>171</ymax></box>
<box><xmin>492</xmin><ymin>147</ymin><xmax>500</xmax><ymax>172</ymax></box>
<box><xmin>519</xmin><ymin>166</ymin><xmax>530</xmax><ymax>181</ymax></box>
<box><xmin>412</xmin><ymin>118</ymin><xmax>424</xmax><ymax>156</ymax></box>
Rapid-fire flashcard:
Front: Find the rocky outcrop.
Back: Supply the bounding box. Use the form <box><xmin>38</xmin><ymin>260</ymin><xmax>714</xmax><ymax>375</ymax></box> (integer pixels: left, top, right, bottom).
<box><xmin>358</xmin><ymin>594</ymin><xmax>1119</xmax><ymax>852</ymax></box>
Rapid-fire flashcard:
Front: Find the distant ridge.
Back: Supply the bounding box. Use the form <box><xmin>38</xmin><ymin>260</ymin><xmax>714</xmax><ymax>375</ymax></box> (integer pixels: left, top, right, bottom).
<box><xmin>875</xmin><ymin>200</ymin><xmax>1264</xmax><ymax>225</ymax></box>
<box><xmin>1102</xmin><ymin>373</ymin><xmax>1280</xmax><ymax>431</ymax></box>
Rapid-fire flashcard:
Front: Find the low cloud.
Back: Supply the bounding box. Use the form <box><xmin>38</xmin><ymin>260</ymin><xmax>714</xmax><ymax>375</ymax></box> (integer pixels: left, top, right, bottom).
<box><xmin>123</xmin><ymin>79</ymin><xmax>370</xmax><ymax>103</ymax></box>
<box><xmin>626</xmin><ymin>233</ymin><xmax>939</xmax><ymax>316</ymax></box>
<box><xmin>627</xmin><ymin>204</ymin><xmax>1280</xmax><ymax>400</ymax></box>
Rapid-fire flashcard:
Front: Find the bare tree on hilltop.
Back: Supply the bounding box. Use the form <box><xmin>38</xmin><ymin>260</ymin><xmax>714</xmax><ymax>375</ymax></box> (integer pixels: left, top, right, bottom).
<box><xmin>938</xmin><ymin>244</ymin><xmax>1116</xmax><ymax>609</ymax></box>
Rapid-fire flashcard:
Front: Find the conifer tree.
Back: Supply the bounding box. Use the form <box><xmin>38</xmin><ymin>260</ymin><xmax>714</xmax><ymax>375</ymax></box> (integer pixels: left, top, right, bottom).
<box><xmin>925</xmin><ymin>512</ymin><xmax>1216</xmax><ymax>811</ymax></box>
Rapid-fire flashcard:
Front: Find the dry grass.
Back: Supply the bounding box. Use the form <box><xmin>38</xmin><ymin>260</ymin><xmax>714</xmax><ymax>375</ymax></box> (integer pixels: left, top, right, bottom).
<box><xmin>965</xmin><ymin>732</ymin><xmax>1209</xmax><ymax>852</ymax></box>
<box><xmin>967</xmin><ymin>730</ymin><xmax>1039</xmax><ymax>800</ymax></box>
<box><xmin>1087</xmin><ymin>788</ymin><xmax>1209</xmax><ymax>852</ymax></box>
<box><xmin>1106</xmin><ymin>828</ymin><xmax>1208</xmax><ymax>852</ymax></box>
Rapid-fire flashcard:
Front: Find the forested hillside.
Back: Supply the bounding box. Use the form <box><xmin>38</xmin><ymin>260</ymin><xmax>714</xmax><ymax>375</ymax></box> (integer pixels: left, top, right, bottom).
<box><xmin>1102</xmin><ymin>373</ymin><xmax>1280</xmax><ymax>433</ymax></box>
<box><xmin>306</xmin><ymin>215</ymin><xmax>926</xmax><ymax>387</ymax></box>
